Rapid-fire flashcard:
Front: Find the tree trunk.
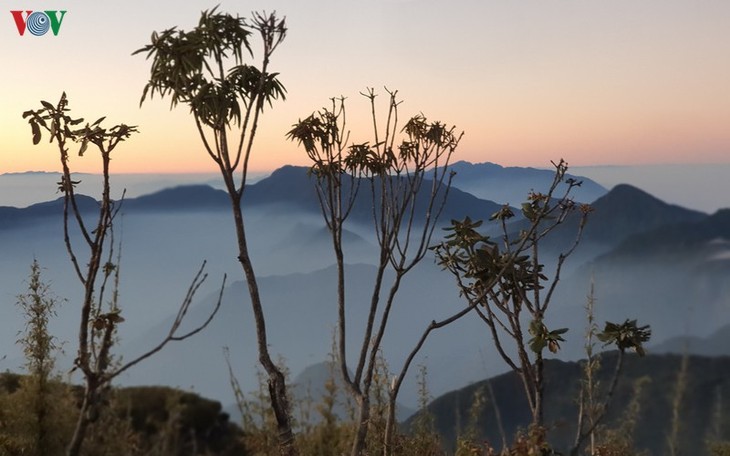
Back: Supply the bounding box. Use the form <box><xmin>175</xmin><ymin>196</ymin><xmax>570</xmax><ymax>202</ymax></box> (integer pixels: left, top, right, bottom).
<box><xmin>229</xmin><ymin>194</ymin><xmax>298</xmax><ymax>456</ymax></box>
<box><xmin>67</xmin><ymin>383</ymin><xmax>95</xmax><ymax>456</ymax></box>
<box><xmin>351</xmin><ymin>394</ymin><xmax>370</xmax><ymax>456</ymax></box>
<box><xmin>383</xmin><ymin>396</ymin><xmax>398</xmax><ymax>455</ymax></box>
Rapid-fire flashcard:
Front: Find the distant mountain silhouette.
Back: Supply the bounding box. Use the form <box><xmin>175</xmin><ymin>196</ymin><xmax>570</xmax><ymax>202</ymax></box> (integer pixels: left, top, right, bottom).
<box><xmin>556</xmin><ymin>204</ymin><xmax>730</xmax><ymax>347</ymax></box>
<box><xmin>408</xmin><ymin>353</ymin><xmax>730</xmax><ymax>455</ymax></box>
<box><xmin>243</xmin><ymin>164</ymin><xmax>509</xmax><ymax>226</ymax></box>
<box><xmin>601</xmin><ymin>207</ymin><xmax>729</xmax><ymax>260</ymax></box>
<box><xmin>244</xmin><ymin>165</ymin><xmax>320</xmax><ymax>209</ymax></box>
<box><xmin>0</xmin><ymin>195</ymin><xmax>98</xmax><ymax>230</ymax></box>
<box><xmin>3</xmin><ymin>166</ymin><xmax>699</xmax><ymax>241</ymax></box>
<box><xmin>123</xmin><ymin>184</ymin><xmax>229</xmax><ymax>211</ymax></box>
<box><xmin>26</xmin><ymin>165</ymin><xmax>506</xmax><ymax>226</ymax></box>
<box><xmin>652</xmin><ymin>323</ymin><xmax>730</xmax><ymax>356</ymax></box>
<box><xmin>449</xmin><ymin>160</ymin><xmax>607</xmax><ymax>205</ymax></box>
<box><xmin>510</xmin><ymin>183</ymin><xmax>708</xmax><ymax>256</ymax></box>
<box><xmin>585</xmin><ymin>184</ymin><xmax>707</xmax><ymax>246</ymax></box>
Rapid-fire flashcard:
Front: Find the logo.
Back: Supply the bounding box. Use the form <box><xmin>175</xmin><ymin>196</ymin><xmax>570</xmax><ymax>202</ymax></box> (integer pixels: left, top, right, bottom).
<box><xmin>11</xmin><ymin>10</ymin><xmax>67</xmax><ymax>36</ymax></box>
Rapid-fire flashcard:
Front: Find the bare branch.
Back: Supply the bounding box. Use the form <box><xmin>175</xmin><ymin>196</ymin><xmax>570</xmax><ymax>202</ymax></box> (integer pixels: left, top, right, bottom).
<box><xmin>113</xmin><ymin>263</ymin><xmax>224</xmax><ymax>378</ymax></box>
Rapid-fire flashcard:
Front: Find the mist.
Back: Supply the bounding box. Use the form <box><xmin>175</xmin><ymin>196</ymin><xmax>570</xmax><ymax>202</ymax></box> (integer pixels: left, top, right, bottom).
<box><xmin>1</xmin><ymin>162</ymin><xmax>728</xmax><ymax>415</ymax></box>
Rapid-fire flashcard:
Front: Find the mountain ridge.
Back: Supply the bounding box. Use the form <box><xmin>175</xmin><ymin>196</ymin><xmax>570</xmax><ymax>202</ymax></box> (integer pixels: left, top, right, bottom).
<box><xmin>408</xmin><ymin>352</ymin><xmax>730</xmax><ymax>455</ymax></box>
<box><xmin>449</xmin><ymin>160</ymin><xmax>607</xmax><ymax>205</ymax></box>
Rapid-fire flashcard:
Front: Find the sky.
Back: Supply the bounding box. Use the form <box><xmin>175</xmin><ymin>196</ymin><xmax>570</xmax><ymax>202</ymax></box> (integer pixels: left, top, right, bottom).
<box><xmin>2</xmin><ymin>0</ymin><xmax>729</xmax><ymax>174</ymax></box>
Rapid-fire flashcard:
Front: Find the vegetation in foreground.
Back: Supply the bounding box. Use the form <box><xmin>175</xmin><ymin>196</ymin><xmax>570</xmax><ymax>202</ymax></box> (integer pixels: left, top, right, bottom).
<box><xmin>1</xmin><ymin>262</ymin><xmax>728</xmax><ymax>455</ymax></box>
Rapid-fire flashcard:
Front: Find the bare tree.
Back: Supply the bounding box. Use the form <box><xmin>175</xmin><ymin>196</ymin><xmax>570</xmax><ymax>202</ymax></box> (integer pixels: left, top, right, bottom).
<box><xmin>23</xmin><ymin>93</ymin><xmax>223</xmax><ymax>456</ymax></box>
<box><xmin>134</xmin><ymin>9</ymin><xmax>298</xmax><ymax>455</ymax></box>
<box><xmin>287</xmin><ymin>88</ymin><xmax>461</xmax><ymax>455</ymax></box>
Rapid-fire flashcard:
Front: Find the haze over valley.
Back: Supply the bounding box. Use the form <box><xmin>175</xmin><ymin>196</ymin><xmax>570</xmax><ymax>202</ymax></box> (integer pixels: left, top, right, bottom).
<box><xmin>1</xmin><ymin>161</ymin><xmax>728</xmax><ymax>417</ymax></box>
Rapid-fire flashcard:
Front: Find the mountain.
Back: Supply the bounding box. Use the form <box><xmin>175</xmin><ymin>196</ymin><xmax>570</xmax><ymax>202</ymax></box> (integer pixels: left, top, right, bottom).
<box><xmin>244</xmin><ymin>165</ymin><xmax>320</xmax><ymax>209</ymax></box>
<box><xmin>124</xmin><ymin>184</ymin><xmax>229</xmax><ymax>211</ymax></box>
<box><xmin>584</xmin><ymin>184</ymin><xmax>707</xmax><ymax>247</ymax></box>
<box><xmin>568</xmin><ymin>183</ymin><xmax>703</xmax><ymax>247</ymax></box>
<box><xmin>599</xmin><ymin>207</ymin><xmax>730</xmax><ymax>261</ymax></box>
<box><xmin>0</xmin><ymin>195</ymin><xmax>99</xmax><ymax>230</ymax></box>
<box><xmin>242</xmin><ymin>165</ymin><xmax>509</xmax><ymax>226</ymax></box>
<box><xmin>449</xmin><ymin>160</ymin><xmax>607</xmax><ymax>205</ymax></box>
<box><xmin>551</xmin><ymin>206</ymin><xmax>730</xmax><ymax>348</ymax></box>
<box><xmin>0</xmin><ymin>165</ymin><xmax>508</xmax><ymax>231</ymax></box>
<box><xmin>501</xmin><ymin>183</ymin><xmax>709</xmax><ymax>261</ymax></box>
<box><xmin>0</xmin><ymin>165</ymin><xmax>669</xmax><ymax>240</ymax></box>
<box><xmin>408</xmin><ymin>353</ymin><xmax>730</xmax><ymax>455</ymax></box>
<box><xmin>652</xmin><ymin>323</ymin><xmax>730</xmax><ymax>357</ymax></box>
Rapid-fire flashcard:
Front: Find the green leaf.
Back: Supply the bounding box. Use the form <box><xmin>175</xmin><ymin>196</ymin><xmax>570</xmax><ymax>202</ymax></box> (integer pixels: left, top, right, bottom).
<box><xmin>529</xmin><ymin>334</ymin><xmax>545</xmax><ymax>354</ymax></box>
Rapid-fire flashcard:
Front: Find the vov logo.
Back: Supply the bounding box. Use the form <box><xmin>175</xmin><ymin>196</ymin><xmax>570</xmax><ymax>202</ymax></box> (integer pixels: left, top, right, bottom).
<box><xmin>11</xmin><ymin>10</ymin><xmax>67</xmax><ymax>36</ymax></box>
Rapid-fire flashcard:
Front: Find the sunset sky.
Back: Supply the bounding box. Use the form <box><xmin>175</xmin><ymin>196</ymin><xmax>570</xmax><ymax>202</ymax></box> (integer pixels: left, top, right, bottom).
<box><xmin>2</xmin><ymin>0</ymin><xmax>729</xmax><ymax>174</ymax></box>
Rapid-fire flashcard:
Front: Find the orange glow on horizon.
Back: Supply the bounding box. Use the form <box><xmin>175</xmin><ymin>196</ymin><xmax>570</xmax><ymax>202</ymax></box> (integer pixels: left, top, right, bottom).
<box><xmin>2</xmin><ymin>1</ymin><xmax>729</xmax><ymax>175</ymax></box>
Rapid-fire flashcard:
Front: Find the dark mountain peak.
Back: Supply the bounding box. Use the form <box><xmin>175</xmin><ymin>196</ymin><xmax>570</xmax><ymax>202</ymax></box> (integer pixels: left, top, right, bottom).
<box><xmin>268</xmin><ymin>165</ymin><xmax>309</xmax><ymax>178</ymax></box>
<box><xmin>519</xmin><ymin>183</ymin><xmax>707</xmax><ymax>252</ymax></box>
<box><xmin>652</xmin><ymin>322</ymin><xmax>730</xmax><ymax>357</ymax></box>
<box><xmin>708</xmin><ymin>208</ymin><xmax>730</xmax><ymax>228</ymax></box>
<box><xmin>594</xmin><ymin>183</ymin><xmax>663</xmax><ymax>205</ymax></box>
<box><xmin>123</xmin><ymin>184</ymin><xmax>228</xmax><ymax>211</ymax></box>
<box><xmin>0</xmin><ymin>194</ymin><xmax>99</xmax><ymax>230</ymax></box>
<box><xmin>582</xmin><ymin>183</ymin><xmax>706</xmax><ymax>246</ymax></box>
<box><xmin>450</xmin><ymin>160</ymin><xmax>504</xmax><ymax>175</ymax></box>
<box><xmin>590</xmin><ymin>183</ymin><xmax>675</xmax><ymax>219</ymax></box>
<box><xmin>245</xmin><ymin>165</ymin><xmax>317</xmax><ymax>207</ymax></box>
<box><xmin>415</xmin><ymin>353</ymin><xmax>730</xmax><ymax>454</ymax></box>
<box><xmin>449</xmin><ymin>160</ymin><xmax>606</xmax><ymax>206</ymax></box>
<box><xmin>25</xmin><ymin>194</ymin><xmax>99</xmax><ymax>214</ymax></box>
<box><xmin>137</xmin><ymin>184</ymin><xmax>220</xmax><ymax>198</ymax></box>
<box><xmin>599</xmin><ymin>200</ymin><xmax>729</xmax><ymax>261</ymax></box>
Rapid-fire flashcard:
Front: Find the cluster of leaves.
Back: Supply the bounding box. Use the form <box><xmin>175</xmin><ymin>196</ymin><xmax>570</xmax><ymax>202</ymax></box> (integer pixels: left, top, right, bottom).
<box><xmin>597</xmin><ymin>320</ymin><xmax>652</xmax><ymax>356</ymax></box>
<box><xmin>287</xmin><ymin>89</ymin><xmax>461</xmax><ymax>181</ymax></box>
<box><xmin>23</xmin><ymin>93</ymin><xmax>137</xmax><ymax>165</ymax></box>
<box><xmin>134</xmin><ymin>7</ymin><xmax>286</xmax><ymax>128</ymax></box>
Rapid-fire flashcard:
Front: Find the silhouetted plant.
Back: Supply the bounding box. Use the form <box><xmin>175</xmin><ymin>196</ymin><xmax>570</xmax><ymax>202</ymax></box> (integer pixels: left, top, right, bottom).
<box><xmin>22</xmin><ymin>93</ymin><xmax>223</xmax><ymax>456</ymax></box>
<box><xmin>135</xmin><ymin>9</ymin><xmax>295</xmax><ymax>455</ymax></box>
<box><xmin>571</xmin><ymin>289</ymin><xmax>652</xmax><ymax>455</ymax></box>
<box><xmin>593</xmin><ymin>376</ymin><xmax>651</xmax><ymax>456</ymax></box>
<box><xmin>0</xmin><ymin>261</ymin><xmax>74</xmax><ymax>455</ymax></box>
<box><xmin>408</xmin><ymin>365</ymin><xmax>442</xmax><ymax>455</ymax></box>
<box><xmin>432</xmin><ymin>160</ymin><xmax>587</xmax><ymax>441</ymax></box>
<box><xmin>596</xmin><ymin>320</ymin><xmax>651</xmax><ymax>357</ymax></box>
<box><xmin>288</xmin><ymin>88</ymin><xmax>461</xmax><ymax>455</ymax></box>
